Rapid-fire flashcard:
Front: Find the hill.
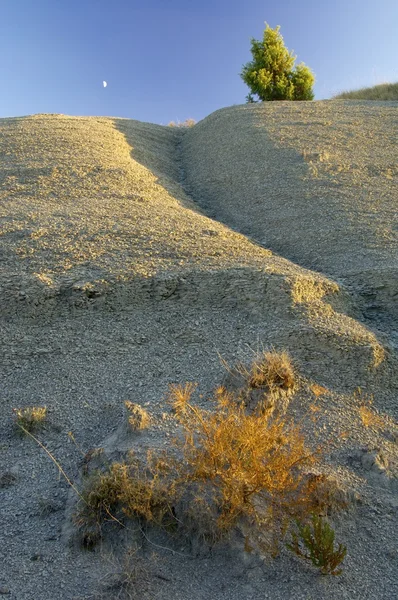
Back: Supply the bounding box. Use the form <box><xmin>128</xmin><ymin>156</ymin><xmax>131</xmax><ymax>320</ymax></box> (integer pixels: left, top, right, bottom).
<box><xmin>1</xmin><ymin>105</ymin><xmax>397</xmax><ymax>600</ymax></box>
<box><xmin>181</xmin><ymin>101</ymin><xmax>398</xmax><ymax>322</ymax></box>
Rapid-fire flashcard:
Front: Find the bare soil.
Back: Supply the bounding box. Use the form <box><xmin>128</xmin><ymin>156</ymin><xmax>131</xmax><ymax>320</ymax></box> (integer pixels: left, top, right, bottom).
<box><xmin>1</xmin><ymin>102</ymin><xmax>397</xmax><ymax>599</ymax></box>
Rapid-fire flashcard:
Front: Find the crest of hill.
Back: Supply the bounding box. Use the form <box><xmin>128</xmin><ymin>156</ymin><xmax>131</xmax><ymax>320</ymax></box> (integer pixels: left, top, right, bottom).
<box><xmin>333</xmin><ymin>81</ymin><xmax>398</xmax><ymax>101</ymax></box>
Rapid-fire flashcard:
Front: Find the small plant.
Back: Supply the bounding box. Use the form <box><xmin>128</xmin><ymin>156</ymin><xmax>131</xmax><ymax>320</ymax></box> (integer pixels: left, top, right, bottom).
<box><xmin>98</xmin><ymin>545</ymin><xmax>149</xmax><ymax>599</ymax></box>
<box><xmin>168</xmin><ymin>118</ymin><xmax>196</xmax><ymax>128</ymax></box>
<box><xmin>287</xmin><ymin>513</ymin><xmax>347</xmax><ymax>575</ymax></box>
<box><xmin>125</xmin><ymin>401</ymin><xmax>150</xmax><ymax>431</ymax></box>
<box><xmin>247</xmin><ymin>350</ymin><xmax>295</xmax><ymax>392</ymax></box>
<box><xmin>74</xmin><ymin>452</ymin><xmax>177</xmax><ymax>536</ymax></box>
<box><xmin>13</xmin><ymin>406</ymin><xmax>47</xmax><ymax>433</ymax></box>
<box><xmin>222</xmin><ymin>350</ymin><xmax>296</xmax><ymax>415</ymax></box>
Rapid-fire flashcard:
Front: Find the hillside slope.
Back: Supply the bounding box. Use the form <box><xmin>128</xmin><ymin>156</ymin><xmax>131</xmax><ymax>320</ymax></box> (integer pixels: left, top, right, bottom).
<box><xmin>181</xmin><ymin>101</ymin><xmax>398</xmax><ymax>321</ymax></box>
<box><xmin>1</xmin><ymin>109</ymin><xmax>397</xmax><ymax>600</ymax></box>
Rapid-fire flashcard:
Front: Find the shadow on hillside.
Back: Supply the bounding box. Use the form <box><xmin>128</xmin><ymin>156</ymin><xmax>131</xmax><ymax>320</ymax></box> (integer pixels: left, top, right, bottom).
<box><xmin>179</xmin><ymin>105</ymin><xmax>336</xmax><ymax>276</ymax></box>
<box><xmin>113</xmin><ymin>118</ymin><xmax>205</xmax><ymax>215</ymax></box>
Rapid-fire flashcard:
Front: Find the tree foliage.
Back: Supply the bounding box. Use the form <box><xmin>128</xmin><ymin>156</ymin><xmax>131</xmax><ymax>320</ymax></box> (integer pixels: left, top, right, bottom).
<box><xmin>241</xmin><ymin>23</ymin><xmax>315</xmax><ymax>102</ymax></box>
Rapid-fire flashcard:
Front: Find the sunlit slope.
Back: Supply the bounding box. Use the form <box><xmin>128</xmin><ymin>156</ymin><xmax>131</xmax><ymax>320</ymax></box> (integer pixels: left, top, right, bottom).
<box><xmin>0</xmin><ymin>113</ymin><xmax>389</xmax><ymax>376</ymax></box>
<box><xmin>0</xmin><ymin>114</ymin><xmax>279</xmax><ymax>312</ymax></box>
<box><xmin>181</xmin><ymin>101</ymin><xmax>398</xmax><ymax>317</ymax></box>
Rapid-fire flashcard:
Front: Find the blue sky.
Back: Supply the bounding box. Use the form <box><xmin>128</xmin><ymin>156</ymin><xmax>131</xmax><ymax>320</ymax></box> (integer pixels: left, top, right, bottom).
<box><xmin>1</xmin><ymin>0</ymin><xmax>397</xmax><ymax>124</ymax></box>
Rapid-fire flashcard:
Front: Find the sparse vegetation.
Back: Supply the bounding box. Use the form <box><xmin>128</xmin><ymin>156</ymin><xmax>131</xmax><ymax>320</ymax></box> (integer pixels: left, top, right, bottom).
<box><xmin>125</xmin><ymin>401</ymin><xmax>150</xmax><ymax>431</ymax></box>
<box><xmin>11</xmin><ymin>350</ymin><xmax>350</xmax><ymax>574</ymax></box>
<box><xmin>74</xmin><ymin>353</ymin><xmax>348</xmax><ymax>561</ymax></box>
<box><xmin>287</xmin><ymin>513</ymin><xmax>347</xmax><ymax>575</ymax></box>
<box><xmin>74</xmin><ymin>451</ymin><xmax>178</xmax><ymax>538</ymax></box>
<box><xmin>246</xmin><ymin>350</ymin><xmax>296</xmax><ymax>392</ymax></box>
<box><xmin>220</xmin><ymin>350</ymin><xmax>296</xmax><ymax>417</ymax></box>
<box><xmin>13</xmin><ymin>406</ymin><xmax>47</xmax><ymax>433</ymax></box>
<box><xmin>168</xmin><ymin>118</ymin><xmax>196</xmax><ymax>128</ymax></box>
<box><xmin>169</xmin><ymin>383</ymin><xmax>340</xmax><ymax>554</ymax></box>
<box><xmin>97</xmin><ymin>546</ymin><xmax>149</xmax><ymax>600</ymax></box>
<box><xmin>359</xmin><ymin>404</ymin><xmax>386</xmax><ymax>430</ymax></box>
<box><xmin>333</xmin><ymin>82</ymin><xmax>398</xmax><ymax>101</ymax></box>
<box><xmin>354</xmin><ymin>389</ymin><xmax>387</xmax><ymax>430</ymax></box>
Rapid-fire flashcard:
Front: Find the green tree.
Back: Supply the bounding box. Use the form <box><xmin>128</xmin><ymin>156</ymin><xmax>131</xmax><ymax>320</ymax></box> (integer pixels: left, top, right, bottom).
<box><xmin>241</xmin><ymin>23</ymin><xmax>315</xmax><ymax>102</ymax></box>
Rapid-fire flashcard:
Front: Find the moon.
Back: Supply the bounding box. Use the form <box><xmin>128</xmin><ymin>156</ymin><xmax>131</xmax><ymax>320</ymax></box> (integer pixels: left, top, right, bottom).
<box><xmin>103</xmin><ymin>81</ymin><xmax>107</xmax><ymax>88</ymax></box>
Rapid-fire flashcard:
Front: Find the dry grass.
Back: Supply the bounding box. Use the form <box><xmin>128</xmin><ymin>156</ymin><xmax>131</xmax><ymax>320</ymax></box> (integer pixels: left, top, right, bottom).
<box><xmin>246</xmin><ymin>350</ymin><xmax>296</xmax><ymax>392</ymax></box>
<box><xmin>13</xmin><ymin>406</ymin><xmax>47</xmax><ymax>433</ymax></box>
<box><xmin>125</xmin><ymin>401</ymin><xmax>150</xmax><ymax>431</ymax></box>
<box><xmin>220</xmin><ymin>350</ymin><xmax>297</xmax><ymax>416</ymax></box>
<box><xmin>95</xmin><ymin>546</ymin><xmax>149</xmax><ymax>600</ymax></box>
<box><xmin>168</xmin><ymin>383</ymin><xmax>332</xmax><ymax>553</ymax></box>
<box><xmin>359</xmin><ymin>404</ymin><xmax>386</xmax><ymax>430</ymax></box>
<box><xmin>310</xmin><ymin>384</ymin><xmax>328</xmax><ymax>398</ymax></box>
<box><xmin>74</xmin><ymin>361</ymin><xmax>347</xmax><ymax>558</ymax></box>
<box><xmin>333</xmin><ymin>82</ymin><xmax>398</xmax><ymax>101</ymax></box>
<box><xmin>168</xmin><ymin>118</ymin><xmax>196</xmax><ymax>128</ymax></box>
<box><xmin>74</xmin><ymin>451</ymin><xmax>178</xmax><ymax>538</ymax></box>
<box><xmin>354</xmin><ymin>389</ymin><xmax>387</xmax><ymax>430</ymax></box>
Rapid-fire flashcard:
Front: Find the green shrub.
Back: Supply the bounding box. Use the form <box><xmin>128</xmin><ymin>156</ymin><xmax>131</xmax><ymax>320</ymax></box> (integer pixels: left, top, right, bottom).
<box><xmin>287</xmin><ymin>513</ymin><xmax>347</xmax><ymax>575</ymax></box>
<box><xmin>241</xmin><ymin>23</ymin><xmax>315</xmax><ymax>102</ymax></box>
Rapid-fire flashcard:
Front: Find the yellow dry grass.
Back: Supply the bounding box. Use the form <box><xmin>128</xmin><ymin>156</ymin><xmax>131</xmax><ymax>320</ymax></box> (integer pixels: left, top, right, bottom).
<box><xmin>333</xmin><ymin>82</ymin><xmax>398</xmax><ymax>101</ymax></box>
<box><xmin>13</xmin><ymin>406</ymin><xmax>47</xmax><ymax>432</ymax></box>
<box><xmin>125</xmin><ymin>401</ymin><xmax>150</xmax><ymax>431</ymax></box>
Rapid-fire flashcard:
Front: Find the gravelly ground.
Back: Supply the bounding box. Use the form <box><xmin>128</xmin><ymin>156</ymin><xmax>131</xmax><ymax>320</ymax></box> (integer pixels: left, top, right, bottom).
<box><xmin>181</xmin><ymin>101</ymin><xmax>398</xmax><ymax>322</ymax></box>
<box><xmin>1</xmin><ymin>104</ymin><xmax>397</xmax><ymax>599</ymax></box>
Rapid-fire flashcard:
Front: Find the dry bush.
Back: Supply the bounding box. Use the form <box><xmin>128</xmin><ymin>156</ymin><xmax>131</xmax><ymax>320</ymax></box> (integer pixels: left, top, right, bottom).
<box><xmin>247</xmin><ymin>350</ymin><xmax>296</xmax><ymax>392</ymax></box>
<box><xmin>168</xmin><ymin>383</ymin><xmax>324</xmax><ymax>553</ymax></box>
<box><xmin>74</xmin><ymin>368</ymin><xmax>347</xmax><ymax>559</ymax></box>
<box><xmin>125</xmin><ymin>401</ymin><xmax>150</xmax><ymax>431</ymax></box>
<box><xmin>74</xmin><ymin>451</ymin><xmax>178</xmax><ymax>537</ymax></box>
<box><xmin>168</xmin><ymin>118</ymin><xmax>196</xmax><ymax>128</ymax></box>
<box><xmin>13</xmin><ymin>406</ymin><xmax>47</xmax><ymax>433</ymax></box>
<box><xmin>221</xmin><ymin>350</ymin><xmax>296</xmax><ymax>417</ymax></box>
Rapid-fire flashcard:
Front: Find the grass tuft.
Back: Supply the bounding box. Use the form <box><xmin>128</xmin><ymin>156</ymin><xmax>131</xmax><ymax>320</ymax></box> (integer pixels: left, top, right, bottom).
<box><xmin>74</xmin><ymin>451</ymin><xmax>177</xmax><ymax>537</ymax></box>
<box><xmin>247</xmin><ymin>350</ymin><xmax>296</xmax><ymax>392</ymax></box>
<box><xmin>125</xmin><ymin>401</ymin><xmax>150</xmax><ymax>431</ymax></box>
<box><xmin>13</xmin><ymin>406</ymin><xmax>47</xmax><ymax>433</ymax></box>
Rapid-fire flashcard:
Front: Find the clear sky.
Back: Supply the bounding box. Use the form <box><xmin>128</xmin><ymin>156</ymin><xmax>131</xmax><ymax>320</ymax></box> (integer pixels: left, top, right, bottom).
<box><xmin>1</xmin><ymin>0</ymin><xmax>397</xmax><ymax>124</ymax></box>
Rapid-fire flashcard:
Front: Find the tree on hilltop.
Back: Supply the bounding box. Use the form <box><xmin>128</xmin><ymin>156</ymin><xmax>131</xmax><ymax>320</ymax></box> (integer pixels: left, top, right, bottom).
<box><xmin>241</xmin><ymin>23</ymin><xmax>315</xmax><ymax>102</ymax></box>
